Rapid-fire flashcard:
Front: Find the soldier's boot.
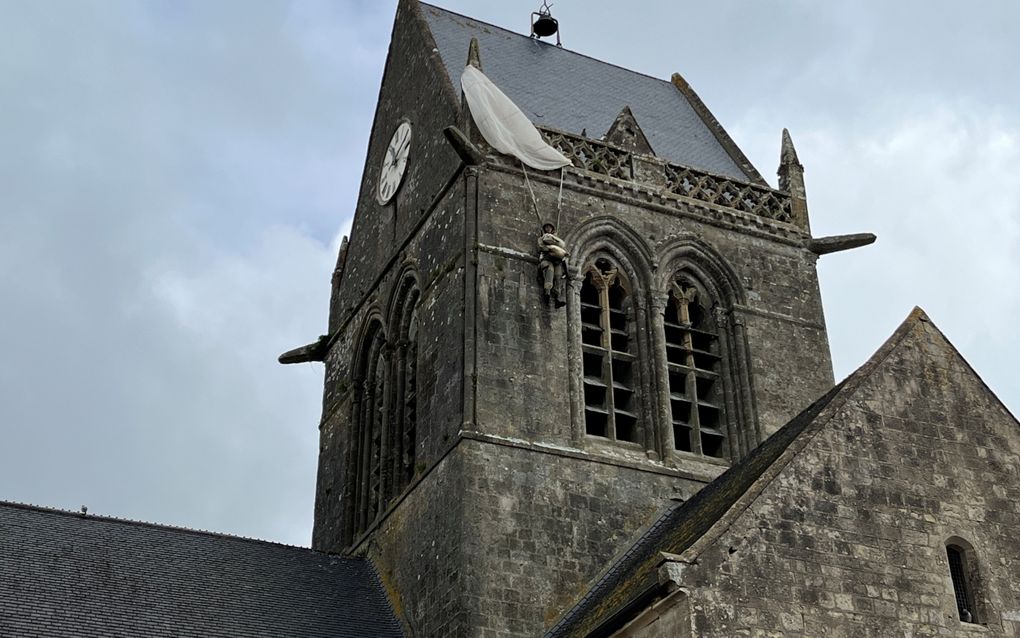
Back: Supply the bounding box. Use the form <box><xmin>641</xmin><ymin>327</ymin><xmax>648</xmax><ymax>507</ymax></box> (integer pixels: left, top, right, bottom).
<box><xmin>550</xmin><ymin>284</ymin><xmax>566</xmax><ymax>309</ymax></box>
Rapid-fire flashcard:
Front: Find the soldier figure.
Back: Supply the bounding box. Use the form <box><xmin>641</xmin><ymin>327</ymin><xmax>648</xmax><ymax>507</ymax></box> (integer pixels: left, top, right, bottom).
<box><xmin>538</xmin><ymin>223</ymin><xmax>569</xmax><ymax>307</ymax></box>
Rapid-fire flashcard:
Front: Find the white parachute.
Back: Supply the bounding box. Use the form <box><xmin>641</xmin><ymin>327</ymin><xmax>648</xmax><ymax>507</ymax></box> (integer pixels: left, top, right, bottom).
<box><xmin>460</xmin><ymin>65</ymin><xmax>571</xmax><ymax>171</ymax></box>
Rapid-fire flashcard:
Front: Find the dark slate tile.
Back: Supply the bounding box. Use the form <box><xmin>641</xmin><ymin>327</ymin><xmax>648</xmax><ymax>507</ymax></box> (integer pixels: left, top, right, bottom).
<box><xmin>420</xmin><ymin>2</ymin><xmax>749</xmax><ymax>180</ymax></box>
<box><xmin>0</xmin><ymin>503</ymin><xmax>403</xmax><ymax>638</ymax></box>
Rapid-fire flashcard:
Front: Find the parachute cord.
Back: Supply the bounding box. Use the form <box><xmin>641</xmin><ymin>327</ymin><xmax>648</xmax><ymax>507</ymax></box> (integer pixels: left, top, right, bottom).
<box><xmin>521</xmin><ymin>161</ymin><xmax>543</xmax><ymax>227</ymax></box>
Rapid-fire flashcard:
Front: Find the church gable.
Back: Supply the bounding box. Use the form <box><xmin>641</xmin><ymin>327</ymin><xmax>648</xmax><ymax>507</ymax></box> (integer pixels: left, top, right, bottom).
<box><xmin>552</xmin><ymin>308</ymin><xmax>1020</xmax><ymax>637</ymax></box>
<box><xmin>331</xmin><ymin>0</ymin><xmax>462</xmax><ymax>328</ymax></box>
<box><xmin>673</xmin><ymin>309</ymin><xmax>1020</xmax><ymax>636</ymax></box>
<box><xmin>604</xmin><ymin>106</ymin><xmax>655</xmax><ymax>156</ymax></box>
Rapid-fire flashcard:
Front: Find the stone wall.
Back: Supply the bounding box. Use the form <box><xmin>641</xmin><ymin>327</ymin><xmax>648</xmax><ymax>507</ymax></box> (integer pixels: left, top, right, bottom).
<box><xmin>672</xmin><ymin>317</ymin><xmax>1020</xmax><ymax>636</ymax></box>
<box><xmin>367</xmin><ymin>448</ymin><xmax>470</xmax><ymax>637</ymax></box>
<box><xmin>316</xmin><ymin>147</ymin><xmax>838</xmax><ymax>635</ymax></box>
<box><xmin>457</xmin><ymin>439</ymin><xmax>708</xmax><ymax>637</ymax></box>
<box><xmin>471</xmin><ymin>165</ymin><xmax>832</xmax><ymax>457</ymax></box>
<box><xmin>436</xmin><ymin>156</ymin><xmax>835</xmax><ymax>635</ymax></box>
<box><xmin>313</xmin><ymin>0</ymin><xmax>470</xmax><ymax>557</ymax></box>
<box><xmin>313</xmin><ymin>180</ymin><xmax>467</xmax><ymax>553</ymax></box>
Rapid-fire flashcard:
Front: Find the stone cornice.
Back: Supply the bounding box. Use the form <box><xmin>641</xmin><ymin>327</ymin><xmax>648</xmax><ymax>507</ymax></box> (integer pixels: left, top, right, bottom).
<box><xmin>486</xmin><ymin>160</ymin><xmax>808</xmax><ymax>248</ymax></box>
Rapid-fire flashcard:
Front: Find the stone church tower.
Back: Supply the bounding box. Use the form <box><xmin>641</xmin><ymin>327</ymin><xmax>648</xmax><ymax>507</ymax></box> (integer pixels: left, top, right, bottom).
<box><xmin>293</xmin><ymin>2</ymin><xmax>871</xmax><ymax>635</ymax></box>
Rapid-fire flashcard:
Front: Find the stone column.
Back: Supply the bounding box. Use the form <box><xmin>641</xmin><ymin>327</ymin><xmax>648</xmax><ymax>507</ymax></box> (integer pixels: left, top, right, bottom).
<box><xmin>649</xmin><ymin>293</ymin><xmax>674</xmax><ymax>462</ymax></box>
<box><xmin>713</xmin><ymin>306</ymin><xmax>743</xmax><ymax>460</ymax></box>
<box><xmin>731</xmin><ymin>309</ymin><xmax>761</xmax><ymax>452</ymax></box>
<box><xmin>566</xmin><ymin>267</ymin><xmax>585</xmax><ymax>447</ymax></box>
<box><xmin>391</xmin><ymin>338</ymin><xmax>408</xmax><ymax>496</ymax></box>
<box><xmin>633</xmin><ymin>298</ymin><xmax>658</xmax><ymax>459</ymax></box>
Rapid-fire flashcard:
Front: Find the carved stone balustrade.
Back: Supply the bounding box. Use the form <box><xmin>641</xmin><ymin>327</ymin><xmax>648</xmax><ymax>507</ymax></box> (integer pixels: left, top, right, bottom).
<box><xmin>537</xmin><ymin>127</ymin><xmax>798</xmax><ymax>229</ymax></box>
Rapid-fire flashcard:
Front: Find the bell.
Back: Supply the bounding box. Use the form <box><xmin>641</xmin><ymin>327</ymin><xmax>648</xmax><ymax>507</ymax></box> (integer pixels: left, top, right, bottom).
<box><xmin>530</xmin><ymin>1</ymin><xmax>560</xmax><ymax>43</ymax></box>
<box><xmin>532</xmin><ymin>13</ymin><xmax>558</xmax><ymax>38</ymax></box>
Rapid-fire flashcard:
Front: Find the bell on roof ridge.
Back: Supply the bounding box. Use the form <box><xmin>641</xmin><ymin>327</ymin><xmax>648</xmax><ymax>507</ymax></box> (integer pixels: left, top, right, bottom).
<box><xmin>530</xmin><ymin>1</ymin><xmax>562</xmax><ymax>47</ymax></box>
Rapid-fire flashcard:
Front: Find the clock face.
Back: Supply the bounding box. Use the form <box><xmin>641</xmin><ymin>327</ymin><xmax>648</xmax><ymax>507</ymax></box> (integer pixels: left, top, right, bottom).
<box><xmin>377</xmin><ymin>121</ymin><xmax>412</xmax><ymax>205</ymax></box>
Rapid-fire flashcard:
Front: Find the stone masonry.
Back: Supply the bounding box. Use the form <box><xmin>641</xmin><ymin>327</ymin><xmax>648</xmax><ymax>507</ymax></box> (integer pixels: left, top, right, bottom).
<box><xmin>674</xmin><ymin>313</ymin><xmax>1020</xmax><ymax>637</ymax></box>
<box><xmin>310</xmin><ymin>2</ymin><xmax>854</xmax><ymax>636</ymax></box>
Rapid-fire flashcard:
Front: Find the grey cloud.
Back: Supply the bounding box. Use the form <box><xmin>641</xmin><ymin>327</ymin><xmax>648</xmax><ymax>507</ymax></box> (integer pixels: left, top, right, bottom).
<box><xmin>2</xmin><ymin>0</ymin><xmax>1017</xmax><ymax>545</ymax></box>
<box><xmin>0</xmin><ymin>0</ymin><xmax>393</xmax><ymax>544</ymax></box>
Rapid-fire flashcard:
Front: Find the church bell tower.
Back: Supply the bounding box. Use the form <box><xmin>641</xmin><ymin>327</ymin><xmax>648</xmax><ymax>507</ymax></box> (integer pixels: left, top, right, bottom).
<box><xmin>280</xmin><ymin>2</ymin><xmax>870</xmax><ymax>635</ymax></box>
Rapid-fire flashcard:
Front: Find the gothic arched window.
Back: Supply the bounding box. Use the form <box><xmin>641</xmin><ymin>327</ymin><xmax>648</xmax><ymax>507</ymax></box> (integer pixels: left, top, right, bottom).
<box><xmin>946</xmin><ymin>540</ymin><xmax>980</xmax><ymax>623</ymax></box>
<box><xmin>569</xmin><ymin>225</ymin><xmax>756</xmax><ymax>462</ymax></box>
<box><xmin>580</xmin><ymin>258</ymin><xmax>640</xmax><ymax>443</ymax></box>
<box><xmin>352</xmin><ymin>322</ymin><xmax>388</xmax><ymax>538</ymax></box>
<box><xmin>663</xmin><ymin>274</ymin><xmax>727</xmax><ymax>458</ymax></box>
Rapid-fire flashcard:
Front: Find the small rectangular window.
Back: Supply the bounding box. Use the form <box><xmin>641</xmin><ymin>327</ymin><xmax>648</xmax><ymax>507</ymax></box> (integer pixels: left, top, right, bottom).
<box><xmin>947</xmin><ymin>545</ymin><xmax>976</xmax><ymax>623</ymax></box>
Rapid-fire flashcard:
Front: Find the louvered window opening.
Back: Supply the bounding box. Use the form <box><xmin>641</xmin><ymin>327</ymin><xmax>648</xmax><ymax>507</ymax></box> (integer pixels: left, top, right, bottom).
<box><xmin>355</xmin><ymin>330</ymin><xmax>387</xmax><ymax>536</ymax></box>
<box><xmin>580</xmin><ymin>259</ymin><xmax>639</xmax><ymax>443</ymax></box>
<box><xmin>947</xmin><ymin>545</ymin><xmax>976</xmax><ymax>623</ymax></box>
<box><xmin>664</xmin><ymin>279</ymin><xmax>726</xmax><ymax>458</ymax></box>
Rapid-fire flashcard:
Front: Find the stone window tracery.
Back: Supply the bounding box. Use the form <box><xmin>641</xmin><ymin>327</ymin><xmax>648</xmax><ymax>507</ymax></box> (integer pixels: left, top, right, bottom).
<box><xmin>580</xmin><ymin>258</ymin><xmax>640</xmax><ymax>443</ymax></box>
<box><xmin>346</xmin><ymin>278</ymin><xmax>422</xmax><ymax>546</ymax></box>
<box><xmin>393</xmin><ymin>288</ymin><xmax>420</xmax><ymax>493</ymax></box>
<box><xmin>353</xmin><ymin>322</ymin><xmax>388</xmax><ymax>538</ymax></box>
<box><xmin>664</xmin><ymin>275</ymin><xmax>726</xmax><ymax>458</ymax></box>
<box><xmin>568</xmin><ymin>227</ymin><xmax>757</xmax><ymax>464</ymax></box>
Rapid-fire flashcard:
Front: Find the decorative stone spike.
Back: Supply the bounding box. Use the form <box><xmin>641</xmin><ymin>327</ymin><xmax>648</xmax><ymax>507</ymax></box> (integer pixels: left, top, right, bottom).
<box><xmin>461</xmin><ymin>38</ymin><xmax>483</xmax><ymax>138</ymax></box>
<box><xmin>605</xmin><ymin>106</ymin><xmax>655</xmax><ymax>156</ymax></box>
<box><xmin>779</xmin><ymin>128</ymin><xmax>802</xmax><ymax>171</ymax></box>
<box><xmin>671</xmin><ymin>71</ymin><xmax>769</xmax><ymax>187</ymax></box>
<box><xmin>332</xmin><ymin>236</ymin><xmax>349</xmax><ymax>286</ymax></box>
<box><xmin>466</xmin><ymin>37</ymin><xmax>482</xmax><ymax>70</ymax></box>
<box><xmin>325</xmin><ymin>234</ymin><xmax>350</xmax><ymax>335</ymax></box>
<box><xmin>777</xmin><ymin>128</ymin><xmax>810</xmax><ymax>232</ymax></box>
<box><xmin>778</xmin><ymin>128</ymin><xmax>804</xmax><ymax>196</ymax></box>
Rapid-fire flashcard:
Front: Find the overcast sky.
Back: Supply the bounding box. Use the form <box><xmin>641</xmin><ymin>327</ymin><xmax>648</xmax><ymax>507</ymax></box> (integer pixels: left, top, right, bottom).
<box><xmin>2</xmin><ymin>1</ymin><xmax>1017</xmax><ymax>546</ymax></box>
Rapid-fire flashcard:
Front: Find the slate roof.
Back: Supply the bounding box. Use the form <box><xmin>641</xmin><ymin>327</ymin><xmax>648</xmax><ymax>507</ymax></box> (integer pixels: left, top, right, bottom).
<box><xmin>547</xmin><ymin>310</ymin><xmax>937</xmax><ymax>637</ymax></box>
<box><xmin>419</xmin><ymin>2</ymin><xmax>755</xmax><ymax>181</ymax></box>
<box><xmin>0</xmin><ymin>501</ymin><xmax>403</xmax><ymax>638</ymax></box>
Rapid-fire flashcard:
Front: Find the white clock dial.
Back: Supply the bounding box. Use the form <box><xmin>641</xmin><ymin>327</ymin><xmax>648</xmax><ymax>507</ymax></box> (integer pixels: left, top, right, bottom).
<box><xmin>377</xmin><ymin>121</ymin><xmax>412</xmax><ymax>205</ymax></box>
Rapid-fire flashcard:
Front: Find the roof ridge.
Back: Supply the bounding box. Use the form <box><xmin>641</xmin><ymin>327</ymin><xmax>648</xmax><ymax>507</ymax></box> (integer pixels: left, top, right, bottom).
<box><xmin>408</xmin><ymin>0</ymin><xmax>462</xmax><ymax>116</ymax></box>
<box><xmin>670</xmin><ymin>72</ymin><xmax>766</xmax><ymax>185</ymax></box>
<box><xmin>906</xmin><ymin>306</ymin><xmax>1020</xmax><ymax>427</ymax></box>
<box><xmin>418</xmin><ymin>1</ymin><xmax>678</xmax><ymax>89</ymax></box>
<box><xmin>0</xmin><ymin>499</ymin><xmax>324</xmax><ymax>554</ymax></box>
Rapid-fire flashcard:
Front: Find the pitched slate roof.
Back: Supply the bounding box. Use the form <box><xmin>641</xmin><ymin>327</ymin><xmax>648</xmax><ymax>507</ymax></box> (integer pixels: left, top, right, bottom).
<box><xmin>419</xmin><ymin>2</ymin><xmax>755</xmax><ymax>182</ymax></box>
<box><xmin>0</xmin><ymin>501</ymin><xmax>403</xmax><ymax>638</ymax></box>
<box><xmin>547</xmin><ymin>309</ymin><xmax>938</xmax><ymax>638</ymax></box>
